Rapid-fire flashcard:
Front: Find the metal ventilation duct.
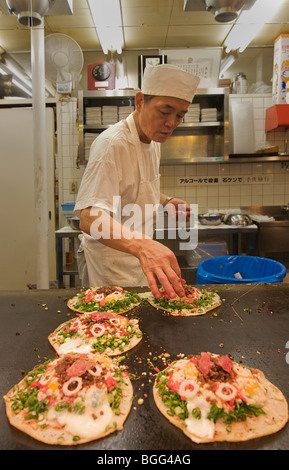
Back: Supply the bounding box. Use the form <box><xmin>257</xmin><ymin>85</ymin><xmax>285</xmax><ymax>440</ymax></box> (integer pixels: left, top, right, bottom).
<box><xmin>0</xmin><ymin>72</ymin><xmax>31</xmax><ymax>98</ymax></box>
<box><xmin>0</xmin><ymin>73</ymin><xmax>12</xmax><ymax>97</ymax></box>
<box><xmin>205</xmin><ymin>0</ymin><xmax>246</xmax><ymax>22</ymax></box>
<box><xmin>6</xmin><ymin>0</ymin><xmax>54</xmax><ymax>26</ymax></box>
<box><xmin>183</xmin><ymin>0</ymin><xmax>257</xmax><ymax>22</ymax></box>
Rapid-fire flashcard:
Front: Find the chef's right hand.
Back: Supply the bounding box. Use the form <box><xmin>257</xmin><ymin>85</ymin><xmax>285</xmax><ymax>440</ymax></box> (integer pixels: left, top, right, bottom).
<box><xmin>135</xmin><ymin>239</ymin><xmax>185</xmax><ymax>299</ymax></box>
<box><xmin>81</xmin><ymin>207</ymin><xmax>185</xmax><ymax>298</ymax></box>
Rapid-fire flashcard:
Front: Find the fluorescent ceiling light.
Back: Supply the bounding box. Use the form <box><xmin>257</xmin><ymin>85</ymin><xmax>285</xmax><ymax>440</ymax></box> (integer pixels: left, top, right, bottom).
<box><xmin>225</xmin><ymin>0</ymin><xmax>285</xmax><ymax>53</ymax></box>
<box><xmin>219</xmin><ymin>54</ymin><xmax>237</xmax><ymax>77</ymax></box>
<box><xmin>87</xmin><ymin>0</ymin><xmax>124</xmax><ymax>54</ymax></box>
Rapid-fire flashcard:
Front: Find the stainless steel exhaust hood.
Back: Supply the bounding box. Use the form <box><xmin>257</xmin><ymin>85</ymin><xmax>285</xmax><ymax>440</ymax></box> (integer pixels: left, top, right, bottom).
<box><xmin>0</xmin><ymin>0</ymin><xmax>73</xmax><ymax>20</ymax></box>
<box><xmin>6</xmin><ymin>0</ymin><xmax>53</xmax><ymax>26</ymax></box>
<box><xmin>183</xmin><ymin>0</ymin><xmax>257</xmax><ymax>22</ymax></box>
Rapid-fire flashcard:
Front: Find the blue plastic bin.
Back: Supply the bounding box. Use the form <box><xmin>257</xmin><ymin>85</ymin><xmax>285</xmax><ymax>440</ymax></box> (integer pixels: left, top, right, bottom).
<box><xmin>61</xmin><ymin>202</ymin><xmax>75</xmax><ymax>217</ymax></box>
<box><xmin>196</xmin><ymin>255</ymin><xmax>286</xmax><ymax>285</ymax></box>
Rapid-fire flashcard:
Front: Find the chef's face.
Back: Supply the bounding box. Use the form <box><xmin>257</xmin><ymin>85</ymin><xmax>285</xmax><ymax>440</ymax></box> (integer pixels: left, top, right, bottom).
<box><xmin>136</xmin><ymin>93</ymin><xmax>189</xmax><ymax>143</ymax></box>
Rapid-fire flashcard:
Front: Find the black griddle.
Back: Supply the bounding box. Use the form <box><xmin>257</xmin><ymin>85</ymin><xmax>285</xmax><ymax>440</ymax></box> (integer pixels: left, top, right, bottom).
<box><xmin>0</xmin><ymin>285</ymin><xmax>288</xmax><ymax>451</ymax></box>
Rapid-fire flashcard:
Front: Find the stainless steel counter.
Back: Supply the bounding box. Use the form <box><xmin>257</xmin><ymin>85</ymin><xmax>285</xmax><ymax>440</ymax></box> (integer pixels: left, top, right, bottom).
<box><xmin>155</xmin><ymin>222</ymin><xmax>258</xmax><ymax>260</ymax></box>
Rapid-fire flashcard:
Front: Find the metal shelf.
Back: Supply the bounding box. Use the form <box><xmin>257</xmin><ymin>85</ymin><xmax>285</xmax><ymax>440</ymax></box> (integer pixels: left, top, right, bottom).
<box><xmin>78</xmin><ymin>88</ymin><xmax>229</xmax><ymax>165</ymax></box>
<box><xmin>83</xmin><ymin>121</ymin><xmax>224</xmax><ymax>131</ymax></box>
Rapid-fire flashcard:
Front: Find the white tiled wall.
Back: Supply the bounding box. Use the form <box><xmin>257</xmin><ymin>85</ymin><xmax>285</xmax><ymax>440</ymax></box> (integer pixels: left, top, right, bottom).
<box><xmin>57</xmin><ymin>97</ymin><xmax>85</xmax><ymax>226</ymax></box>
<box><xmin>160</xmin><ymin>161</ymin><xmax>289</xmax><ymax>214</ymax></box>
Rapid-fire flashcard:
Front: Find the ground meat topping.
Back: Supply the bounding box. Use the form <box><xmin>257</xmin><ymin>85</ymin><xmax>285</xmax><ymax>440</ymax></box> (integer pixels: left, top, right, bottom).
<box><xmin>95</xmin><ymin>286</ymin><xmax>120</xmax><ymax>295</ymax></box>
<box><xmin>54</xmin><ymin>355</ymin><xmax>107</xmax><ymax>388</ymax></box>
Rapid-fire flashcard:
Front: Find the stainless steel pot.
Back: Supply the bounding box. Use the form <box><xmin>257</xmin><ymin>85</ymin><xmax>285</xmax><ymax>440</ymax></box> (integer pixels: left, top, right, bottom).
<box><xmin>198</xmin><ymin>214</ymin><xmax>222</xmax><ymax>225</ymax></box>
<box><xmin>68</xmin><ymin>217</ymin><xmax>80</xmax><ymax>230</ymax></box>
<box><xmin>281</xmin><ymin>204</ymin><xmax>289</xmax><ymax>219</ymax></box>
<box><xmin>222</xmin><ymin>214</ymin><xmax>252</xmax><ymax>226</ymax></box>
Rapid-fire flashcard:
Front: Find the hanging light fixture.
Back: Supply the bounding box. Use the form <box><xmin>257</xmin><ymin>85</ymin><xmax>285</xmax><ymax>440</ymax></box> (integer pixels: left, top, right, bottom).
<box><xmin>87</xmin><ymin>0</ymin><xmax>124</xmax><ymax>54</ymax></box>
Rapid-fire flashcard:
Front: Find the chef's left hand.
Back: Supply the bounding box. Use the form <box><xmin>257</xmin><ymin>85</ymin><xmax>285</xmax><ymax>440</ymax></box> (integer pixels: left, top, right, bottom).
<box><xmin>165</xmin><ymin>198</ymin><xmax>191</xmax><ymax>222</ymax></box>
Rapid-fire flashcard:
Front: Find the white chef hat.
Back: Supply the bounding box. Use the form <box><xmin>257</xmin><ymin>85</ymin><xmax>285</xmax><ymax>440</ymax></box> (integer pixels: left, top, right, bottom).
<box><xmin>142</xmin><ymin>64</ymin><xmax>200</xmax><ymax>103</ymax></box>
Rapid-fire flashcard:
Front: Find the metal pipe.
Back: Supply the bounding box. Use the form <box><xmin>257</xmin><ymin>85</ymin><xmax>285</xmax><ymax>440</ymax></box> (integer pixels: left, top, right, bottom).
<box><xmin>31</xmin><ymin>20</ymin><xmax>49</xmax><ymax>289</ymax></box>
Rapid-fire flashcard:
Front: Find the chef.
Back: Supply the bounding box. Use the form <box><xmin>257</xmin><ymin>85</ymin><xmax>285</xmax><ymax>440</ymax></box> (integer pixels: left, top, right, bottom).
<box><xmin>75</xmin><ymin>64</ymin><xmax>200</xmax><ymax>299</ymax></box>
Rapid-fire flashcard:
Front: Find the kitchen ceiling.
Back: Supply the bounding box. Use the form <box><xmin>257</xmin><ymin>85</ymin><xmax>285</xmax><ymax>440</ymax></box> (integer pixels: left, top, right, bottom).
<box><xmin>0</xmin><ymin>0</ymin><xmax>288</xmax><ymax>52</ymax></box>
<box><xmin>0</xmin><ymin>0</ymin><xmax>288</xmax><ymax>80</ymax></box>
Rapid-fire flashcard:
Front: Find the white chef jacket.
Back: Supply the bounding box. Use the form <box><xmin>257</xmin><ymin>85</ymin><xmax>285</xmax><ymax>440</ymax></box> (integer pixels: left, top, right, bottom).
<box><xmin>74</xmin><ymin>113</ymin><xmax>161</xmax><ymax>287</ymax></box>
